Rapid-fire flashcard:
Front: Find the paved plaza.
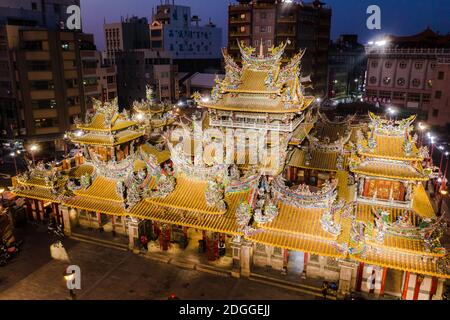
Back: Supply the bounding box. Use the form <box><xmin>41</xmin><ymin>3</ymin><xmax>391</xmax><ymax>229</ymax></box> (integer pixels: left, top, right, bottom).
<box><xmin>0</xmin><ymin>225</ymin><xmax>320</xmax><ymax>300</ymax></box>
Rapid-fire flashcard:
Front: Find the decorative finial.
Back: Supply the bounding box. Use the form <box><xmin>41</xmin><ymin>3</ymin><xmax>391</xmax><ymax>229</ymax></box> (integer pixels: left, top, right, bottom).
<box><xmin>259</xmin><ymin>38</ymin><xmax>264</xmax><ymax>58</ymax></box>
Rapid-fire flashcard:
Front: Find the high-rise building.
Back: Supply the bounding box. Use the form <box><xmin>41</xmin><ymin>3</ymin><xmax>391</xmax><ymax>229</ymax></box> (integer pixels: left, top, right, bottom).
<box><xmin>227</xmin><ymin>0</ymin><xmax>331</xmax><ymax>97</ymax></box>
<box><xmin>328</xmin><ymin>34</ymin><xmax>366</xmax><ymax>100</ymax></box>
<box><xmin>6</xmin><ymin>27</ymin><xmax>90</xmax><ymax>151</ymax></box>
<box><xmin>104</xmin><ymin>16</ymin><xmax>151</xmax><ymax>66</ymax></box>
<box><xmin>0</xmin><ymin>0</ymin><xmax>80</xmax><ymax>29</ymax></box>
<box><xmin>116</xmin><ymin>49</ymin><xmax>178</xmax><ymax>107</ymax></box>
<box><xmin>364</xmin><ymin>28</ymin><xmax>450</xmax><ymax>121</ymax></box>
<box><xmin>79</xmin><ymin>33</ymin><xmax>117</xmax><ymax>107</ymax></box>
<box><xmin>150</xmin><ymin>3</ymin><xmax>222</xmax><ymax>73</ymax></box>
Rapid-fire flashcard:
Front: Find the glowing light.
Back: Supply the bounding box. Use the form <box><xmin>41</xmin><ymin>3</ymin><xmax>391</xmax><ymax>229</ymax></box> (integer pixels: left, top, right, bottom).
<box><xmin>30</xmin><ymin>144</ymin><xmax>39</xmax><ymax>152</ymax></box>
<box><xmin>387</xmin><ymin>107</ymin><xmax>396</xmax><ymax>115</ymax></box>
<box><xmin>201</xmin><ymin>96</ymin><xmax>210</xmax><ymax>103</ymax></box>
<box><xmin>438</xmin><ymin>145</ymin><xmax>444</xmax><ymax>151</ymax></box>
<box><xmin>10</xmin><ymin>152</ymin><xmax>15</xmax><ymax>157</ymax></box>
<box><xmin>437</xmin><ymin>178</ymin><xmax>443</xmax><ymax>183</ymax></box>
<box><xmin>0</xmin><ymin>188</ymin><xmax>5</xmax><ymax>194</ymax></box>
<box><xmin>177</xmin><ymin>101</ymin><xmax>184</xmax><ymax>107</ymax></box>
<box><xmin>136</xmin><ymin>113</ymin><xmax>144</xmax><ymax>121</ymax></box>
<box><xmin>418</xmin><ymin>123</ymin><xmax>426</xmax><ymax>131</ymax></box>
<box><xmin>316</xmin><ymin>97</ymin><xmax>321</xmax><ymax>103</ymax></box>
<box><xmin>446</xmin><ymin>151</ymin><xmax>449</xmax><ymax>156</ymax></box>
<box><xmin>375</xmin><ymin>40</ymin><xmax>388</xmax><ymax>46</ymax></box>
<box><xmin>368</xmin><ymin>41</ymin><xmax>374</xmax><ymax>45</ymax></box>
<box><xmin>441</xmin><ymin>189</ymin><xmax>448</xmax><ymax>196</ymax></box>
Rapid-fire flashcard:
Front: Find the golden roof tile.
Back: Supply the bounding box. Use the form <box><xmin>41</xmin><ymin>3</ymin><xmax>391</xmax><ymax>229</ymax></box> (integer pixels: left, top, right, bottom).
<box><xmin>351</xmin><ymin>160</ymin><xmax>428</xmax><ymax>181</ymax></box>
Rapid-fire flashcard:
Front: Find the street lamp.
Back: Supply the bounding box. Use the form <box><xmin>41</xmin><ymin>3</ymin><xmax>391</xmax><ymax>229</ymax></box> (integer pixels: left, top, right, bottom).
<box><xmin>9</xmin><ymin>152</ymin><xmax>18</xmax><ymax>175</ymax></box>
<box><xmin>29</xmin><ymin>144</ymin><xmax>39</xmax><ymax>164</ymax></box>
<box><xmin>418</xmin><ymin>122</ymin><xmax>427</xmax><ymax>146</ymax></box>
<box><xmin>0</xmin><ymin>188</ymin><xmax>5</xmax><ymax>206</ymax></box>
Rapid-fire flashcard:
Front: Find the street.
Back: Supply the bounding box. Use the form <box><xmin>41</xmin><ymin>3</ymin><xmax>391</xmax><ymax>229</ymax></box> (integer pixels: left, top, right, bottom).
<box><xmin>0</xmin><ymin>225</ymin><xmax>319</xmax><ymax>300</ymax></box>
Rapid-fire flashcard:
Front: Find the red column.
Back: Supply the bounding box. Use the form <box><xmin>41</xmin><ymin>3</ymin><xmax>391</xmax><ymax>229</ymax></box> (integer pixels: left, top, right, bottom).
<box><xmin>40</xmin><ymin>200</ymin><xmax>45</xmax><ymax>221</ymax></box>
<box><xmin>429</xmin><ymin>277</ymin><xmax>438</xmax><ymax>300</ymax></box>
<box><xmin>380</xmin><ymin>267</ymin><xmax>388</xmax><ymax>296</ymax></box>
<box><xmin>96</xmin><ymin>212</ymin><xmax>102</xmax><ymax>227</ymax></box>
<box><xmin>283</xmin><ymin>249</ymin><xmax>289</xmax><ymax>266</ymax></box>
<box><xmin>402</xmin><ymin>272</ymin><xmax>411</xmax><ymax>300</ymax></box>
<box><xmin>34</xmin><ymin>200</ymin><xmax>41</xmax><ymax>222</ymax></box>
<box><xmin>303</xmin><ymin>252</ymin><xmax>308</xmax><ymax>272</ymax></box>
<box><xmin>413</xmin><ymin>275</ymin><xmax>423</xmax><ymax>300</ymax></box>
<box><xmin>25</xmin><ymin>199</ymin><xmax>33</xmax><ymax>221</ymax></box>
<box><xmin>356</xmin><ymin>262</ymin><xmax>365</xmax><ymax>292</ymax></box>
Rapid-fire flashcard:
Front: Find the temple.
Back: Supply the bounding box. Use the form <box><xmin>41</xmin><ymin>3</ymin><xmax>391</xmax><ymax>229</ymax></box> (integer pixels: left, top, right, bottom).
<box><xmin>10</xmin><ymin>41</ymin><xmax>449</xmax><ymax>300</ymax></box>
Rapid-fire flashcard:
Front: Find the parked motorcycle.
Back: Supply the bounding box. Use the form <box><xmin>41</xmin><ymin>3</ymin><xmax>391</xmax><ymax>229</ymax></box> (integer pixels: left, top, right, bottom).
<box><xmin>47</xmin><ymin>223</ymin><xmax>65</xmax><ymax>239</ymax></box>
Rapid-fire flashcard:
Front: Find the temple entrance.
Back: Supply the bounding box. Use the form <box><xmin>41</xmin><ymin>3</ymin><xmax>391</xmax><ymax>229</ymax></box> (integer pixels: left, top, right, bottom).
<box><xmin>286</xmin><ymin>250</ymin><xmax>305</xmax><ymax>275</ymax></box>
<box><xmin>383</xmin><ymin>269</ymin><xmax>403</xmax><ymax>297</ymax></box>
<box><xmin>146</xmin><ymin>222</ymin><xmax>233</xmax><ymax>269</ymax></box>
<box><xmin>364</xmin><ymin>179</ymin><xmax>405</xmax><ymax>201</ymax></box>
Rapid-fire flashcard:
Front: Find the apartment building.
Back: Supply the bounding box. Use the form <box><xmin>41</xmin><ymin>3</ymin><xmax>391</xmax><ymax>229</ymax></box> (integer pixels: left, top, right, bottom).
<box><xmin>79</xmin><ymin>34</ymin><xmax>117</xmax><ymax>108</ymax></box>
<box><xmin>364</xmin><ymin>28</ymin><xmax>450</xmax><ymax>119</ymax></box>
<box><xmin>116</xmin><ymin>49</ymin><xmax>178</xmax><ymax>107</ymax></box>
<box><xmin>150</xmin><ymin>3</ymin><xmax>222</xmax><ymax>73</ymax></box>
<box><xmin>104</xmin><ymin>16</ymin><xmax>151</xmax><ymax>66</ymax></box>
<box><xmin>428</xmin><ymin>56</ymin><xmax>450</xmax><ymax>127</ymax></box>
<box><xmin>4</xmin><ymin>27</ymin><xmax>90</xmax><ymax>151</ymax></box>
<box><xmin>228</xmin><ymin>0</ymin><xmax>331</xmax><ymax>96</ymax></box>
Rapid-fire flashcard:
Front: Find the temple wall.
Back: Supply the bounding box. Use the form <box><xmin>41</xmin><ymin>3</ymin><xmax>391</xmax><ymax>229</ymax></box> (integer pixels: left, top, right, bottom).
<box><xmin>306</xmin><ymin>255</ymin><xmax>340</xmax><ymax>281</ymax></box>
<box><xmin>252</xmin><ymin>243</ymin><xmax>284</xmax><ymax>271</ymax></box>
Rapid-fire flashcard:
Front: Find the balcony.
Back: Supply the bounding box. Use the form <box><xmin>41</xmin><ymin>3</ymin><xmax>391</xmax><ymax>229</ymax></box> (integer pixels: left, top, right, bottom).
<box><xmin>84</xmin><ymin>84</ymin><xmax>99</xmax><ymax>94</ymax></box>
<box><xmin>365</xmin><ymin>47</ymin><xmax>450</xmax><ymax>56</ymax></box>
<box><xmin>277</xmin><ymin>30</ymin><xmax>296</xmax><ymax>37</ymax></box>
<box><xmin>209</xmin><ymin>116</ymin><xmax>302</xmax><ymax>133</ymax></box>
<box><xmin>277</xmin><ymin>16</ymin><xmax>296</xmax><ymax>23</ymax></box>
<box><xmin>229</xmin><ymin>30</ymin><xmax>250</xmax><ymax>37</ymax></box>
<box><xmin>30</xmin><ymin>89</ymin><xmax>55</xmax><ymax>100</ymax></box>
<box><xmin>229</xmin><ymin>16</ymin><xmax>251</xmax><ymax>24</ymax></box>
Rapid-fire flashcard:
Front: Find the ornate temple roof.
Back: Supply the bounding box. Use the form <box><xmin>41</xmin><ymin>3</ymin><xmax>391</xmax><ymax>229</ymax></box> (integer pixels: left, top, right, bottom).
<box><xmin>195</xmin><ymin>41</ymin><xmax>315</xmax><ymax>114</ymax></box>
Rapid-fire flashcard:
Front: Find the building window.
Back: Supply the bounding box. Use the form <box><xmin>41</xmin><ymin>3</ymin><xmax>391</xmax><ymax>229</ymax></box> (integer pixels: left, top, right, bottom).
<box><xmin>30</xmin><ymin>80</ymin><xmax>54</xmax><ymax>90</ymax></box>
<box><xmin>240</xmin><ymin>14</ymin><xmax>246</xmax><ymax>19</ymax></box>
<box><xmin>61</xmin><ymin>41</ymin><xmax>70</xmax><ymax>51</ymax></box>
<box><xmin>34</xmin><ymin>118</ymin><xmax>59</xmax><ymax>128</ymax></box>
<box><xmin>383</xmin><ymin>77</ymin><xmax>391</xmax><ymax>85</ymax></box>
<box><xmin>23</xmin><ymin>41</ymin><xmax>43</xmax><ymax>51</ymax></box>
<box><xmin>384</xmin><ymin>61</ymin><xmax>392</xmax><ymax>68</ymax></box>
<box><xmin>399</xmin><ymin>61</ymin><xmax>407</xmax><ymax>69</ymax></box>
<box><xmin>414</xmin><ymin>62</ymin><xmax>423</xmax><ymax>70</ymax></box>
<box><xmin>407</xmin><ymin>93</ymin><xmax>421</xmax><ymax>102</ymax></box>
<box><xmin>260</xmin><ymin>26</ymin><xmax>267</xmax><ymax>33</ymax></box>
<box><xmin>432</xmin><ymin>109</ymin><xmax>439</xmax><ymax>117</ymax></box>
<box><xmin>427</xmin><ymin>80</ymin><xmax>433</xmax><ymax>88</ymax></box>
<box><xmin>430</xmin><ymin>62</ymin><xmax>437</xmax><ymax>69</ymax></box>
<box><xmin>379</xmin><ymin>91</ymin><xmax>391</xmax><ymax>99</ymax></box>
<box><xmin>66</xmin><ymin>79</ymin><xmax>78</xmax><ymax>88</ymax></box>
<box><xmin>369</xmin><ymin>76</ymin><xmax>377</xmax><ymax>84</ymax></box>
<box><xmin>67</xmin><ymin>96</ymin><xmax>79</xmax><ymax>106</ymax></box>
<box><xmin>393</xmin><ymin>92</ymin><xmax>406</xmax><ymax>100</ymax></box>
<box><xmin>260</xmin><ymin>13</ymin><xmax>267</xmax><ymax>19</ymax></box>
<box><xmin>31</xmin><ymin>99</ymin><xmax>57</xmax><ymax>109</ymax></box>
<box><xmin>423</xmin><ymin>94</ymin><xmax>431</xmax><ymax>103</ymax></box>
<box><xmin>435</xmin><ymin>91</ymin><xmax>442</xmax><ymax>99</ymax></box>
<box><xmin>371</xmin><ymin>61</ymin><xmax>378</xmax><ymax>68</ymax></box>
<box><xmin>240</xmin><ymin>26</ymin><xmax>246</xmax><ymax>33</ymax></box>
<box><xmin>438</xmin><ymin>71</ymin><xmax>445</xmax><ymax>80</ymax></box>
<box><xmin>397</xmin><ymin>78</ymin><xmax>406</xmax><ymax>86</ymax></box>
<box><xmin>412</xmin><ymin>79</ymin><xmax>421</xmax><ymax>87</ymax></box>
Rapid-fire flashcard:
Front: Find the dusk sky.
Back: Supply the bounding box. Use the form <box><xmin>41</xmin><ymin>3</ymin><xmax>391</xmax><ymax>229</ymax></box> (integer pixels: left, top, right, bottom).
<box><xmin>80</xmin><ymin>0</ymin><xmax>450</xmax><ymax>51</ymax></box>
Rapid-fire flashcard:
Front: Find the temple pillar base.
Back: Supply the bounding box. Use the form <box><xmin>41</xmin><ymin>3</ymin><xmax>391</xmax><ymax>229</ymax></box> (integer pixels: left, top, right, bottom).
<box><xmin>60</xmin><ymin>206</ymin><xmax>72</xmax><ymax>236</ymax></box>
<box><xmin>338</xmin><ymin>259</ymin><xmax>359</xmax><ymax>298</ymax></box>
<box><xmin>127</xmin><ymin>219</ymin><xmax>139</xmax><ymax>252</ymax></box>
<box><xmin>240</xmin><ymin>239</ymin><xmax>253</xmax><ymax>277</ymax></box>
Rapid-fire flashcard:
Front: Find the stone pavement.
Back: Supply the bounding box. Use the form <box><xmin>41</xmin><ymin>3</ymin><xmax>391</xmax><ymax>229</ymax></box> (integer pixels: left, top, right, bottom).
<box><xmin>0</xmin><ymin>226</ymin><xmax>322</xmax><ymax>300</ymax></box>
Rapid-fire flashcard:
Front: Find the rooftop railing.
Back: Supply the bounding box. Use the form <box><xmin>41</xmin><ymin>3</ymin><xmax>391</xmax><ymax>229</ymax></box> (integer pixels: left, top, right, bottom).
<box><xmin>365</xmin><ymin>47</ymin><xmax>450</xmax><ymax>55</ymax></box>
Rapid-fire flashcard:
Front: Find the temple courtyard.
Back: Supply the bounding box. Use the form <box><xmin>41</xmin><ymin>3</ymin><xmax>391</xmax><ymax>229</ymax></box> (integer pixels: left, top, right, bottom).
<box><xmin>0</xmin><ymin>225</ymin><xmax>322</xmax><ymax>300</ymax></box>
